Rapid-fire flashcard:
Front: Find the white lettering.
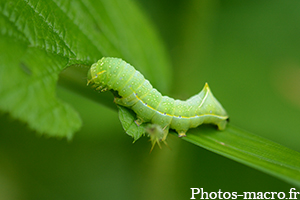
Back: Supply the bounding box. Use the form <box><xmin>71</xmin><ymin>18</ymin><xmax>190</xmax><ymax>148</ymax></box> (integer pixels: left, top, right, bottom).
<box><xmin>263</xmin><ymin>192</ymin><xmax>270</xmax><ymax>199</ymax></box>
<box><xmin>257</xmin><ymin>192</ymin><xmax>263</xmax><ymax>199</ymax></box>
<box><xmin>223</xmin><ymin>192</ymin><xmax>231</xmax><ymax>199</ymax></box>
<box><xmin>289</xmin><ymin>188</ymin><xmax>297</xmax><ymax>199</ymax></box>
<box><xmin>209</xmin><ymin>192</ymin><xmax>217</xmax><ymax>199</ymax></box>
<box><xmin>244</xmin><ymin>192</ymin><xmax>256</xmax><ymax>199</ymax></box>
<box><xmin>190</xmin><ymin>188</ymin><xmax>200</xmax><ymax>199</ymax></box>
<box><xmin>189</xmin><ymin>188</ymin><xmax>296</xmax><ymax>199</ymax></box>
<box><xmin>200</xmin><ymin>188</ymin><xmax>209</xmax><ymax>199</ymax></box>
<box><xmin>218</xmin><ymin>189</ymin><xmax>223</xmax><ymax>199</ymax></box>
<box><xmin>231</xmin><ymin>192</ymin><xmax>238</xmax><ymax>199</ymax></box>
<box><xmin>277</xmin><ymin>192</ymin><xmax>285</xmax><ymax>199</ymax></box>
<box><xmin>270</xmin><ymin>192</ymin><xmax>277</xmax><ymax>199</ymax></box>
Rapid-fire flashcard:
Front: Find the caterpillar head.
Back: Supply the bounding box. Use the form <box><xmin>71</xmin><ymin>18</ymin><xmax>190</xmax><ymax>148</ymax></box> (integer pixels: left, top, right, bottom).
<box><xmin>87</xmin><ymin>61</ymin><xmax>107</xmax><ymax>91</ymax></box>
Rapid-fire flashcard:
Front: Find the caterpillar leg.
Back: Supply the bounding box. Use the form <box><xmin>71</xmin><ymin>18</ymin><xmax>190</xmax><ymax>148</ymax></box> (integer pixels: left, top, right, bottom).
<box><xmin>134</xmin><ymin>118</ymin><xmax>144</xmax><ymax>126</ymax></box>
<box><xmin>97</xmin><ymin>86</ymin><xmax>108</xmax><ymax>92</ymax></box>
<box><xmin>114</xmin><ymin>97</ymin><xmax>124</xmax><ymax>105</ymax></box>
<box><xmin>217</xmin><ymin>120</ymin><xmax>228</xmax><ymax>130</ymax></box>
<box><xmin>88</xmin><ymin>82</ymin><xmax>108</xmax><ymax>92</ymax></box>
<box><xmin>114</xmin><ymin>97</ymin><xmax>131</xmax><ymax>106</ymax></box>
<box><xmin>178</xmin><ymin>130</ymin><xmax>187</xmax><ymax>137</ymax></box>
<box><xmin>114</xmin><ymin>95</ymin><xmax>139</xmax><ymax>107</ymax></box>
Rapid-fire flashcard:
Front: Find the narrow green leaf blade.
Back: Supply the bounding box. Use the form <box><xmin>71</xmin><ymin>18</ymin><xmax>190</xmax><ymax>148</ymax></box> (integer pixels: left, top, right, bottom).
<box><xmin>179</xmin><ymin>125</ymin><xmax>300</xmax><ymax>187</ymax></box>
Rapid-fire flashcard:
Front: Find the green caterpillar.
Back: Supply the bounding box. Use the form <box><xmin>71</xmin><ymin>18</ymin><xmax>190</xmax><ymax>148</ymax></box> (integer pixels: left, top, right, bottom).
<box><xmin>87</xmin><ymin>57</ymin><xmax>229</xmax><ymax>146</ymax></box>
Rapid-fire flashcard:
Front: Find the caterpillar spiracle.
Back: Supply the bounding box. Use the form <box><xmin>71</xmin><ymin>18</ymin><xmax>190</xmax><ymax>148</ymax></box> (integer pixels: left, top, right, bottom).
<box><xmin>87</xmin><ymin>57</ymin><xmax>229</xmax><ymax>147</ymax></box>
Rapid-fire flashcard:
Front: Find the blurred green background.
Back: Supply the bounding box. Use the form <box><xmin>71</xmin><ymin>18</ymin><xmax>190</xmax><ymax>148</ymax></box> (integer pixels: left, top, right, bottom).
<box><xmin>1</xmin><ymin>0</ymin><xmax>300</xmax><ymax>199</ymax></box>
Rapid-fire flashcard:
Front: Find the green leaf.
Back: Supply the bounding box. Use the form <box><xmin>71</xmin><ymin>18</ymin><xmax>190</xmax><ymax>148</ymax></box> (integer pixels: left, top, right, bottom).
<box><xmin>117</xmin><ymin>105</ymin><xmax>146</xmax><ymax>141</ymax></box>
<box><xmin>0</xmin><ymin>38</ymin><xmax>80</xmax><ymax>139</ymax></box>
<box><xmin>179</xmin><ymin>124</ymin><xmax>300</xmax><ymax>187</ymax></box>
<box><xmin>0</xmin><ymin>0</ymin><xmax>171</xmax><ymax>138</ymax></box>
